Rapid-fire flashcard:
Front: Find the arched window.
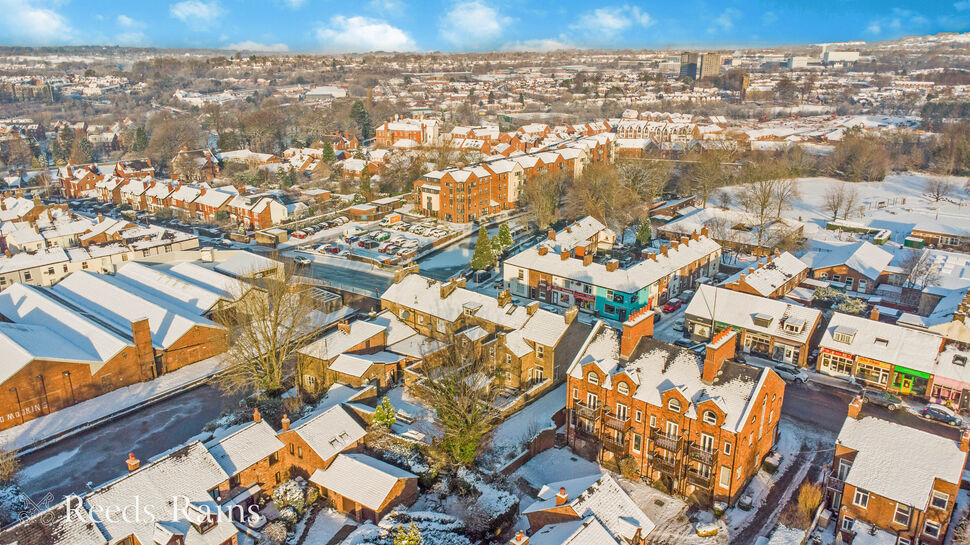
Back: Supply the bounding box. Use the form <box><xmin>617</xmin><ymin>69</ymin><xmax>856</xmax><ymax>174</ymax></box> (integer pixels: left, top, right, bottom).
<box><xmin>667</xmin><ymin>398</ymin><xmax>681</xmax><ymax>413</ymax></box>
<box><xmin>587</xmin><ymin>371</ymin><xmax>599</xmax><ymax>385</ymax></box>
<box><xmin>617</xmin><ymin>382</ymin><xmax>630</xmax><ymax>395</ymax></box>
<box><xmin>703</xmin><ymin>410</ymin><xmax>717</xmax><ymax>425</ymax></box>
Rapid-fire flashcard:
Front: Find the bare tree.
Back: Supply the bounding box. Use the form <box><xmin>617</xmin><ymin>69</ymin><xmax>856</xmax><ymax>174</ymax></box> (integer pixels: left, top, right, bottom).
<box><xmin>899</xmin><ymin>249</ymin><xmax>940</xmax><ymax>290</ymax></box>
<box><xmin>215</xmin><ymin>262</ymin><xmax>320</xmax><ymax>398</ymax></box>
<box><xmin>688</xmin><ymin>153</ymin><xmax>726</xmax><ymax>208</ymax></box>
<box><xmin>739</xmin><ymin>177</ymin><xmax>777</xmax><ymax>253</ymax></box>
<box><xmin>565</xmin><ymin>163</ymin><xmax>640</xmax><ymax>241</ymax></box>
<box><xmin>520</xmin><ymin>172</ymin><xmax>567</xmax><ymax>230</ymax></box>
<box><xmin>926</xmin><ymin>178</ymin><xmax>955</xmax><ymax>203</ymax></box>
<box><xmin>772</xmin><ymin>177</ymin><xmax>800</xmax><ymax>219</ymax></box>
<box><xmin>413</xmin><ymin>334</ymin><xmax>504</xmax><ymax>467</ymax></box>
<box><xmin>841</xmin><ymin>185</ymin><xmax>861</xmax><ymax>220</ymax></box>
<box><xmin>822</xmin><ymin>185</ymin><xmax>846</xmax><ymax>221</ymax></box>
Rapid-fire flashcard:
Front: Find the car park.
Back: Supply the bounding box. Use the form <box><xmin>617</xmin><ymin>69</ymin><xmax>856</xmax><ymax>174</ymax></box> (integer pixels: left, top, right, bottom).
<box><xmin>920</xmin><ymin>404</ymin><xmax>962</xmax><ymax>426</ymax></box>
<box><xmin>291</xmin><ymin>230</ymin><xmax>307</xmax><ymax>239</ymax></box>
<box><xmin>293</xmin><ymin>255</ymin><xmax>311</xmax><ymax>266</ymax></box>
<box><xmin>373</xmin><ymin>231</ymin><xmax>391</xmax><ymax>241</ymax></box>
<box><xmin>772</xmin><ymin>363</ymin><xmax>809</xmax><ymax>383</ymax></box>
<box><xmin>861</xmin><ymin>389</ymin><xmax>903</xmax><ymax>411</ymax></box>
<box><xmin>401</xmin><ymin>239</ymin><xmax>420</xmax><ymax>248</ymax></box>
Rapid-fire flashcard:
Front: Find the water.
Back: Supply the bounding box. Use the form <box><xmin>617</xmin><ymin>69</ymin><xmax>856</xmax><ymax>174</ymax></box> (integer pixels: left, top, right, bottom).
<box><xmin>417</xmin><ymin>227</ymin><xmax>498</xmax><ymax>281</ymax></box>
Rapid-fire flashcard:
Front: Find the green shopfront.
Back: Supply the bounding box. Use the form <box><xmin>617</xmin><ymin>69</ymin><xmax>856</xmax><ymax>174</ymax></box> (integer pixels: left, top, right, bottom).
<box><xmin>891</xmin><ymin>365</ymin><xmax>930</xmax><ymax>396</ymax></box>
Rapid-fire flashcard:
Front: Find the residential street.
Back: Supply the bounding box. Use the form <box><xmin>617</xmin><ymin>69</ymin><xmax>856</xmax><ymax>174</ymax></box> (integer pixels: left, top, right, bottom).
<box><xmin>18</xmin><ymin>384</ymin><xmax>244</xmax><ymax>503</ymax></box>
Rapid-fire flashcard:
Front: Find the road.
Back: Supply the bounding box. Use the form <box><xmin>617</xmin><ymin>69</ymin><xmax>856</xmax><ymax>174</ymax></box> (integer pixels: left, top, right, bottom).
<box><xmin>18</xmin><ymin>384</ymin><xmax>245</xmax><ymax>502</ymax></box>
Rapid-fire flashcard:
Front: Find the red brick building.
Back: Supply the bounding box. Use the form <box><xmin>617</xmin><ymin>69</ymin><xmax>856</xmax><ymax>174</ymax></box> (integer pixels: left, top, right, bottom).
<box><xmin>566</xmin><ymin>312</ymin><xmax>786</xmax><ymax>506</ymax></box>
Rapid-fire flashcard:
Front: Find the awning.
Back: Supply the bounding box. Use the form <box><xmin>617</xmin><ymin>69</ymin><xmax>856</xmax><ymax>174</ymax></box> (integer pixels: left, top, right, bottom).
<box><xmin>893</xmin><ymin>365</ymin><xmax>931</xmax><ymax>380</ymax></box>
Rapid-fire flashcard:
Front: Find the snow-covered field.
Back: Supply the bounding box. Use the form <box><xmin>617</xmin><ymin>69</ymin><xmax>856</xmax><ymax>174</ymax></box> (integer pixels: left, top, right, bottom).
<box><xmin>299</xmin><ymin>507</ymin><xmax>354</xmax><ymax>544</ymax></box>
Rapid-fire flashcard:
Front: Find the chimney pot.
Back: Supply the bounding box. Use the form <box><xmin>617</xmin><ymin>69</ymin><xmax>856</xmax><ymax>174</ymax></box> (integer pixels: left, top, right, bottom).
<box><xmin>338</xmin><ymin>320</ymin><xmax>352</xmax><ymax>334</ymax></box>
<box><xmin>126</xmin><ymin>453</ymin><xmax>140</xmax><ymax>472</ymax></box>
<box><xmin>869</xmin><ymin>307</ymin><xmax>880</xmax><ymax>321</ymax></box>
<box><xmin>555</xmin><ymin>486</ymin><xmax>569</xmax><ymax>506</ymax></box>
<box><xmin>281</xmin><ymin>413</ymin><xmax>290</xmax><ymax>431</ymax></box>
<box><xmin>253</xmin><ymin>407</ymin><xmax>261</xmax><ymax>423</ymax></box>
<box><xmin>847</xmin><ymin>395</ymin><xmax>863</xmax><ymax>419</ymax></box>
<box><xmin>547</xmin><ymin>228</ymin><xmax>556</xmax><ymax>241</ymax></box>
<box><xmin>961</xmin><ymin>429</ymin><xmax>970</xmax><ymax>453</ymax></box>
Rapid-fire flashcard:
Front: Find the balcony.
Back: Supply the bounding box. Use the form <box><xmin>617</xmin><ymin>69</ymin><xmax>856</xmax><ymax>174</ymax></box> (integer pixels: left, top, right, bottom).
<box><xmin>604</xmin><ymin>414</ymin><xmax>631</xmax><ymax>431</ymax></box>
<box><xmin>574</xmin><ymin>400</ymin><xmax>603</xmax><ymax>421</ymax></box>
<box><xmin>651</xmin><ymin>429</ymin><xmax>683</xmax><ymax>453</ymax></box>
<box><xmin>686</xmin><ymin>469</ymin><xmax>713</xmax><ymax>489</ymax></box>
<box><xmin>825</xmin><ymin>472</ymin><xmax>845</xmax><ymax>491</ymax></box>
<box><xmin>602</xmin><ymin>436</ymin><xmax>627</xmax><ymax>454</ymax></box>
<box><xmin>688</xmin><ymin>444</ymin><xmax>718</xmax><ymax>466</ymax></box>
<box><xmin>653</xmin><ymin>456</ymin><xmax>680</xmax><ymax>476</ymax></box>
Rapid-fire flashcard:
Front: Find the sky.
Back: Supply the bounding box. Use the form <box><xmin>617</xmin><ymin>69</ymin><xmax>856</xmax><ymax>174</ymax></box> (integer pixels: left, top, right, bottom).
<box><xmin>0</xmin><ymin>0</ymin><xmax>968</xmax><ymax>53</ymax></box>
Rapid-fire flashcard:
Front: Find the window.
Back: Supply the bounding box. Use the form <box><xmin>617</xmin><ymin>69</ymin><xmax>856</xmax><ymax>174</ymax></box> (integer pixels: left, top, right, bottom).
<box><xmin>853</xmin><ymin>489</ymin><xmax>869</xmax><ymax>509</ymax></box>
<box><xmin>723</xmin><ymin>442</ymin><xmax>732</xmax><ymax>455</ymax></box>
<box><xmin>635</xmin><ymin>409</ymin><xmax>642</xmax><ymax>423</ymax></box>
<box><xmin>618</xmin><ymin>382</ymin><xmax>630</xmax><ymax>395</ymax></box>
<box><xmin>437</xmin><ymin>319</ymin><xmax>446</xmax><ymax>333</ymax></box>
<box><xmin>894</xmin><ymin>504</ymin><xmax>911</xmax><ymax>526</ymax></box>
<box><xmin>517</xmin><ymin>269</ymin><xmax>524</xmax><ymax>280</ymax></box>
<box><xmin>955</xmin><ymin>355</ymin><xmax>968</xmax><ymax>367</ymax></box>
<box><xmin>842</xmin><ymin>516</ymin><xmax>855</xmax><ymax>532</ymax></box>
<box><xmin>289</xmin><ymin>443</ymin><xmax>295</xmax><ymax>455</ymax></box>
<box><xmin>703</xmin><ymin>410</ymin><xmax>717</xmax><ymax>425</ymax></box>
<box><xmin>719</xmin><ymin>466</ymin><xmax>731</xmax><ymax>488</ymax></box>
<box><xmin>632</xmin><ymin>433</ymin><xmax>642</xmax><ymax>453</ymax></box>
<box><xmin>269</xmin><ymin>452</ymin><xmax>279</xmax><ymax>466</ymax></box>
<box><xmin>667</xmin><ymin>398</ymin><xmax>681</xmax><ymax>412</ymax></box>
<box><xmin>833</xmin><ymin>328</ymin><xmax>856</xmax><ymax>344</ymax></box>
<box><xmin>23</xmin><ymin>271</ymin><xmax>31</xmax><ymax>281</ymax></box>
<box><xmin>572</xmin><ymin>387</ymin><xmax>579</xmax><ymax>400</ymax></box>
<box><xmin>924</xmin><ymin>520</ymin><xmax>941</xmax><ymax>539</ymax></box>
<box><xmin>931</xmin><ymin>491</ymin><xmax>949</xmax><ymax>510</ymax></box>
<box><xmin>417</xmin><ymin>314</ymin><xmax>424</xmax><ymax>325</ymax></box>
<box><xmin>274</xmin><ymin>472</ymin><xmax>282</xmax><ymax>484</ymax></box>
<box><xmin>605</xmin><ymin>304</ymin><xmax>616</xmax><ymax>315</ymax></box>
<box><xmin>303</xmin><ymin>375</ymin><xmax>317</xmax><ymax>389</ymax></box>
<box><xmin>536</xmin><ymin>345</ymin><xmax>544</xmax><ymax>359</ymax></box>
<box><xmin>897</xmin><ymin>538</ymin><xmax>911</xmax><ymax>545</ymax></box>
<box><xmin>587</xmin><ymin>371</ymin><xmax>599</xmax><ymax>385</ymax></box>
<box><xmin>228</xmin><ymin>475</ymin><xmax>240</xmax><ymax>489</ymax></box>
<box><xmin>649</xmin><ymin>415</ymin><xmax>657</xmax><ymax>428</ymax></box>
<box><xmin>297</xmin><ymin>446</ymin><xmax>303</xmax><ymax>459</ymax></box>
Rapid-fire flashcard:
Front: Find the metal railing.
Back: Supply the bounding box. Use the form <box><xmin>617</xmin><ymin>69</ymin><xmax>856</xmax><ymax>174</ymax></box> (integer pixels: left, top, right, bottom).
<box><xmin>650</xmin><ymin>428</ymin><xmax>682</xmax><ymax>452</ymax></box>
<box><xmin>604</xmin><ymin>413</ymin><xmax>631</xmax><ymax>431</ymax></box>
<box><xmin>686</xmin><ymin>469</ymin><xmax>713</xmax><ymax>489</ymax></box>
<box><xmin>573</xmin><ymin>400</ymin><xmax>604</xmax><ymax>420</ymax></box>
<box><xmin>688</xmin><ymin>444</ymin><xmax>718</xmax><ymax>466</ymax></box>
<box><xmin>653</xmin><ymin>456</ymin><xmax>680</xmax><ymax>476</ymax></box>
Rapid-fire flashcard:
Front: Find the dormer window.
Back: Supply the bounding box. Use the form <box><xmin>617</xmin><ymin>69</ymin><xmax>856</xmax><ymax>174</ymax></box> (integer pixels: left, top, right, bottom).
<box><xmin>617</xmin><ymin>382</ymin><xmax>630</xmax><ymax>395</ymax></box>
<box><xmin>587</xmin><ymin>371</ymin><xmax>599</xmax><ymax>385</ymax></box>
<box><xmin>703</xmin><ymin>410</ymin><xmax>717</xmax><ymax>425</ymax></box>
<box><xmin>668</xmin><ymin>398</ymin><xmax>681</xmax><ymax>413</ymax></box>
<box><xmin>955</xmin><ymin>355</ymin><xmax>967</xmax><ymax>367</ymax></box>
<box><xmin>873</xmin><ymin>338</ymin><xmax>889</xmax><ymax>347</ymax></box>
<box><xmin>833</xmin><ymin>326</ymin><xmax>856</xmax><ymax>344</ymax></box>
<box><xmin>784</xmin><ymin>318</ymin><xmax>806</xmax><ymax>334</ymax></box>
<box><xmin>752</xmin><ymin>313</ymin><xmax>773</xmax><ymax>327</ymax></box>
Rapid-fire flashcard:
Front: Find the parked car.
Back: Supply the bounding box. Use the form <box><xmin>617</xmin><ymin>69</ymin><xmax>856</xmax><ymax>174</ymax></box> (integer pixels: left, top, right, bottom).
<box><xmin>293</xmin><ymin>255</ymin><xmax>312</xmax><ymax>266</ymax></box>
<box><xmin>733</xmin><ymin>352</ymin><xmax>747</xmax><ymax>363</ymax></box>
<box><xmin>402</xmin><ymin>239</ymin><xmax>420</xmax><ymax>248</ymax></box>
<box><xmin>921</xmin><ymin>404</ymin><xmax>962</xmax><ymax>426</ymax></box>
<box><xmin>291</xmin><ymin>230</ymin><xmax>307</xmax><ymax>239</ymax></box>
<box><xmin>772</xmin><ymin>363</ymin><xmax>809</xmax><ymax>383</ymax></box>
<box><xmin>673</xmin><ymin>321</ymin><xmax>685</xmax><ymax>332</ymax></box>
<box><xmin>325</xmin><ymin>245</ymin><xmax>341</xmax><ymax>254</ymax></box>
<box><xmin>673</xmin><ymin>339</ymin><xmax>694</xmax><ymax>348</ymax></box>
<box><xmin>373</xmin><ymin>231</ymin><xmax>391</xmax><ymax>241</ymax></box>
<box><xmin>359</xmin><ymin>240</ymin><xmax>380</xmax><ymax>249</ymax></box>
<box><xmin>662</xmin><ymin>299</ymin><xmax>683</xmax><ymax>313</ymax></box>
<box><xmin>861</xmin><ymin>389</ymin><xmax>903</xmax><ymax>411</ymax></box>
<box><xmin>680</xmin><ymin>289</ymin><xmax>695</xmax><ymax>302</ymax></box>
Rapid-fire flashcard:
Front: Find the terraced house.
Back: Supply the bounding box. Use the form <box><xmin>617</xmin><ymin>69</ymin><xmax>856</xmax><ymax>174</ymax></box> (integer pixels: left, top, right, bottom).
<box><xmin>826</xmin><ymin>398</ymin><xmax>969</xmax><ymax>545</ymax></box>
<box><xmin>505</xmin><ymin>217</ymin><xmax>720</xmax><ymax>321</ymax></box>
<box><xmin>565</xmin><ymin>312</ymin><xmax>786</xmax><ymax>506</ymax></box>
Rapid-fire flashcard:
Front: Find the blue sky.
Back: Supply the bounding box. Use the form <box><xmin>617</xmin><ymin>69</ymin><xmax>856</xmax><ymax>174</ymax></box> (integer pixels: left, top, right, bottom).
<box><xmin>0</xmin><ymin>0</ymin><xmax>967</xmax><ymax>53</ymax></box>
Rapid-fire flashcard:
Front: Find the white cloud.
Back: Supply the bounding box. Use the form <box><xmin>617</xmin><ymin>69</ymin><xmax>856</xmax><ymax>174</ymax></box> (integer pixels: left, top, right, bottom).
<box><xmin>316</xmin><ymin>15</ymin><xmax>417</xmax><ymax>53</ymax></box>
<box><xmin>369</xmin><ymin>0</ymin><xmax>403</xmax><ymax>13</ymax></box>
<box><xmin>280</xmin><ymin>0</ymin><xmax>305</xmax><ymax>7</ymax></box>
<box><xmin>170</xmin><ymin>1</ymin><xmax>224</xmax><ymax>28</ymax></box>
<box><xmin>501</xmin><ymin>37</ymin><xmax>579</xmax><ymax>52</ymax></box>
<box><xmin>439</xmin><ymin>1</ymin><xmax>513</xmax><ymax>49</ymax></box>
<box><xmin>117</xmin><ymin>14</ymin><xmax>144</xmax><ymax>29</ymax></box>
<box><xmin>710</xmin><ymin>8</ymin><xmax>741</xmax><ymax>32</ymax></box>
<box><xmin>867</xmin><ymin>8</ymin><xmax>929</xmax><ymax>35</ymax></box>
<box><xmin>0</xmin><ymin>0</ymin><xmax>74</xmax><ymax>45</ymax></box>
<box><xmin>867</xmin><ymin>21</ymin><xmax>882</xmax><ymax>34</ymax></box>
<box><xmin>224</xmin><ymin>40</ymin><xmax>289</xmax><ymax>52</ymax></box>
<box><xmin>572</xmin><ymin>5</ymin><xmax>652</xmax><ymax>39</ymax></box>
<box><xmin>114</xmin><ymin>32</ymin><xmax>147</xmax><ymax>46</ymax></box>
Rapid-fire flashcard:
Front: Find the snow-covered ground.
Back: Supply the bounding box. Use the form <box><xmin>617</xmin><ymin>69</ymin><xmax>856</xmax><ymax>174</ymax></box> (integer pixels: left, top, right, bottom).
<box><xmin>0</xmin><ymin>354</ymin><xmax>228</xmax><ymax>452</ymax></box>
<box><xmin>299</xmin><ymin>507</ymin><xmax>355</xmax><ymax>545</ymax></box>
<box><xmin>384</xmin><ymin>386</ymin><xmax>441</xmax><ymax>440</ymax></box>
<box><xmin>512</xmin><ymin>447</ymin><xmax>600</xmax><ymax>489</ymax></box>
<box><xmin>489</xmin><ymin>384</ymin><xmax>566</xmax><ymax>454</ymax></box>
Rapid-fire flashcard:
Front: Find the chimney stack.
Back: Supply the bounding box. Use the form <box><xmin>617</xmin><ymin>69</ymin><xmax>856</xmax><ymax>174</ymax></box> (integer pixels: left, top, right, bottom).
<box><xmin>621</xmin><ymin>308</ymin><xmax>655</xmax><ymax>359</ymax></box>
<box><xmin>680</xmin><ymin>236</ymin><xmax>689</xmax><ymax>246</ymax></box>
<box><xmin>701</xmin><ymin>226</ymin><xmax>709</xmax><ymax>237</ymax></box>
<box><xmin>564</xmin><ymin>306</ymin><xmax>579</xmax><ymax>324</ymax></box>
<box><xmin>338</xmin><ymin>320</ymin><xmax>352</xmax><ymax>334</ymax></box>
<box><xmin>703</xmin><ymin>329</ymin><xmax>737</xmax><ymax>383</ymax></box>
<box><xmin>497</xmin><ymin>289</ymin><xmax>511</xmax><ymax>307</ymax></box>
<box><xmin>560</xmin><ymin>249</ymin><xmax>570</xmax><ymax>261</ymax></box>
<box><xmin>547</xmin><ymin>228</ymin><xmax>556</xmax><ymax>241</ymax></box>
<box><xmin>961</xmin><ymin>429</ymin><xmax>970</xmax><ymax>453</ymax></box>
<box><xmin>691</xmin><ymin>231</ymin><xmax>699</xmax><ymax>241</ymax></box>
<box><xmin>281</xmin><ymin>414</ymin><xmax>290</xmax><ymax>431</ymax></box>
<box><xmin>660</xmin><ymin>245</ymin><xmax>668</xmax><ymax>257</ymax></box>
<box><xmin>555</xmin><ymin>486</ymin><xmax>569</xmax><ymax>506</ymax></box>
<box><xmin>131</xmin><ymin>317</ymin><xmax>154</xmax><ymax>371</ymax></box>
<box><xmin>869</xmin><ymin>307</ymin><xmax>880</xmax><ymax>322</ymax></box>
<box><xmin>606</xmin><ymin>259</ymin><xmax>619</xmax><ymax>272</ymax></box>
<box><xmin>583</xmin><ymin>254</ymin><xmax>593</xmax><ymax>266</ymax></box>
<box><xmin>526</xmin><ymin>301</ymin><xmax>539</xmax><ymax>316</ymax></box>
<box><xmin>538</xmin><ymin>246</ymin><xmax>549</xmax><ymax>256</ymax></box>
<box><xmin>253</xmin><ymin>407</ymin><xmax>261</xmax><ymax>423</ymax></box>
<box><xmin>847</xmin><ymin>395</ymin><xmax>863</xmax><ymax>419</ymax></box>
<box><xmin>126</xmin><ymin>453</ymin><xmax>140</xmax><ymax>472</ymax></box>
<box><xmin>510</xmin><ymin>531</ymin><xmax>529</xmax><ymax>545</ymax></box>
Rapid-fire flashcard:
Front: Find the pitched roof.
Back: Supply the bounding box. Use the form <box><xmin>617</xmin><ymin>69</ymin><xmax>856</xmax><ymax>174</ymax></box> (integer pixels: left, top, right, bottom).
<box><xmin>381</xmin><ymin>275</ymin><xmax>529</xmax><ymax>329</ymax></box>
<box><xmin>685</xmin><ymin>285</ymin><xmax>821</xmax><ymax>345</ymax></box>
<box><xmin>309</xmin><ymin>453</ymin><xmax>416</xmax><ymax>511</ymax></box>
<box><xmin>298</xmin><ymin>319</ymin><xmax>386</xmax><ymax>361</ymax></box>
<box><xmin>204</xmin><ymin>420</ymin><xmax>284</xmax><ymax>476</ymax></box>
<box><xmin>291</xmin><ymin>404</ymin><xmax>366</xmax><ymax>462</ymax></box>
<box><xmin>820</xmin><ymin>312</ymin><xmax>942</xmax><ymax>373</ymax></box>
<box><xmin>800</xmin><ymin>241</ymin><xmax>893</xmax><ymax>281</ymax></box>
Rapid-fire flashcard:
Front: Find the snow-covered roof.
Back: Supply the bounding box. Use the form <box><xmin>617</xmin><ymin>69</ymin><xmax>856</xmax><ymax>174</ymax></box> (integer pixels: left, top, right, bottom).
<box><xmin>568</xmin><ymin>323</ymin><xmax>766</xmax><ymax>433</ymax></box>
<box><xmin>381</xmin><ymin>275</ymin><xmax>530</xmax><ymax>329</ymax></box>
<box><xmin>328</xmin><ymin>351</ymin><xmax>403</xmax><ymax>378</ymax></box>
<box><xmin>685</xmin><ymin>285</ymin><xmax>821</xmax><ymax>345</ymax></box>
<box><xmin>204</xmin><ymin>420</ymin><xmax>284</xmax><ymax>476</ymax></box>
<box><xmin>51</xmin><ymin>270</ymin><xmax>224</xmax><ymax>350</ymax></box>
<box><xmin>820</xmin><ymin>312</ymin><xmax>942</xmax><ymax>373</ymax></box>
<box><xmin>114</xmin><ymin>262</ymin><xmax>230</xmax><ymax>315</ymax></box>
<box><xmin>298</xmin><ymin>319</ymin><xmax>386</xmax><ymax>361</ymax></box>
<box><xmin>528</xmin><ymin>518</ymin><xmax>620</xmax><ymax>545</ymax></box>
<box><xmin>309</xmin><ymin>453</ymin><xmax>416</xmax><ymax>511</ymax></box>
<box><xmin>800</xmin><ymin>241</ymin><xmax>893</xmax><ymax>281</ymax></box>
<box><xmin>545</xmin><ymin>216</ymin><xmax>610</xmax><ymax>253</ymax></box>
<box><xmin>721</xmin><ymin>252</ymin><xmax>809</xmax><ymax>297</ymax></box>
<box><xmin>837</xmin><ymin>416</ymin><xmax>965</xmax><ymax>508</ymax></box>
<box><xmin>213</xmin><ymin>252</ymin><xmax>279</xmax><ymax>277</ymax></box>
<box><xmin>0</xmin><ymin>322</ymin><xmax>105</xmax><ymax>384</ymax></box>
<box><xmin>523</xmin><ymin>473</ymin><xmax>655</xmax><ymax>541</ymax></box>
<box><xmin>506</xmin><ymin>235</ymin><xmax>721</xmax><ymax>294</ymax></box>
<box><xmin>290</xmin><ymin>404</ymin><xmax>366</xmax><ymax>462</ymax></box>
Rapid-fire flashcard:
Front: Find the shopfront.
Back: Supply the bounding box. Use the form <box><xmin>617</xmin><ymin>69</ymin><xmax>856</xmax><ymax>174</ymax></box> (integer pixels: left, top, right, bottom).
<box><xmin>854</xmin><ymin>356</ymin><xmax>891</xmax><ymax>389</ymax></box>
<box><xmin>819</xmin><ymin>348</ymin><xmax>854</xmax><ymax>377</ymax></box>
<box><xmin>930</xmin><ymin>375</ymin><xmax>970</xmax><ymax>410</ymax></box>
<box><xmin>771</xmin><ymin>342</ymin><xmax>801</xmax><ymax>365</ymax></box>
<box><xmin>743</xmin><ymin>331</ymin><xmax>772</xmax><ymax>357</ymax></box>
<box><xmin>890</xmin><ymin>366</ymin><xmax>930</xmax><ymax>397</ymax></box>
